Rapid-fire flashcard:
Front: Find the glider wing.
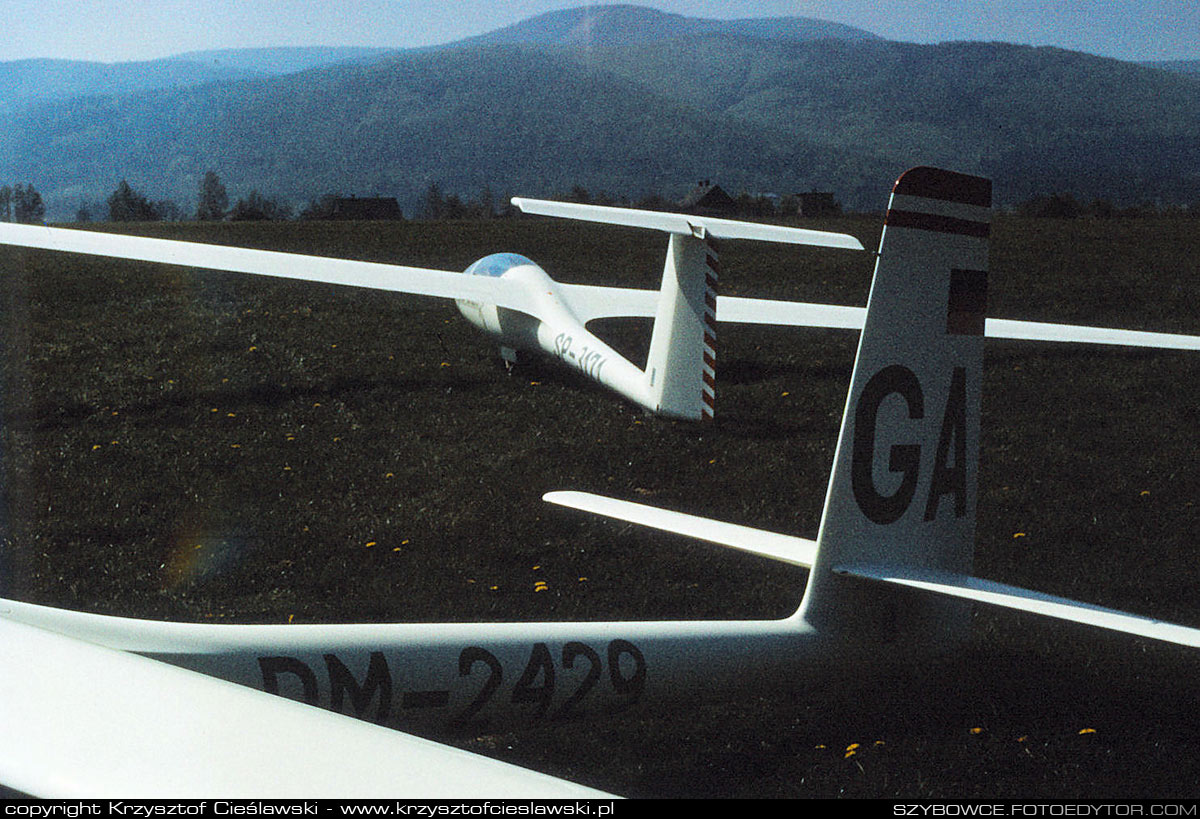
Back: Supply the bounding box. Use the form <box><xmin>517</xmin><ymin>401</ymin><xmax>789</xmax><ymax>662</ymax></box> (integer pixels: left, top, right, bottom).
<box><xmin>0</xmin><ymin>616</ymin><xmax>614</xmax><ymax>798</ymax></box>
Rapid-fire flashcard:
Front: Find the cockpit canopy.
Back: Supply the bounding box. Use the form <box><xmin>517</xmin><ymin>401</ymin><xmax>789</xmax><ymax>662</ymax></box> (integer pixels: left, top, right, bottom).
<box><xmin>463</xmin><ymin>253</ymin><xmax>539</xmax><ymax>278</ymax></box>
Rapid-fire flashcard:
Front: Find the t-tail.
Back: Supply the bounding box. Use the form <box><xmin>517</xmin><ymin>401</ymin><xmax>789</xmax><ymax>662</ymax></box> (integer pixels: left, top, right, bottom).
<box><xmin>511</xmin><ymin>198</ymin><xmax>863</xmax><ymax>421</ymax></box>
<box><xmin>798</xmin><ymin>167</ymin><xmax>991</xmax><ymax>648</ymax></box>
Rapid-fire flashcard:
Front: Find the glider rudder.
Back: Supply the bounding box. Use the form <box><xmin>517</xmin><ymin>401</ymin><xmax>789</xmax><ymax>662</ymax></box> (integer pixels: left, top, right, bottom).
<box><xmin>643</xmin><ymin>232</ymin><xmax>720</xmax><ymax>421</ymax></box>
<box><xmin>798</xmin><ymin>167</ymin><xmax>991</xmax><ymax>648</ymax></box>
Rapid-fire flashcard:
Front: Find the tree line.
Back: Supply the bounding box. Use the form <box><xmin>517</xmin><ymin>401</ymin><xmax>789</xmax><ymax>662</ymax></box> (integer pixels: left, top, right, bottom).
<box><xmin>0</xmin><ymin>184</ymin><xmax>46</xmax><ymax>224</ymax></box>
<box><xmin>3</xmin><ymin>174</ymin><xmax>1196</xmax><ymax>225</ymax></box>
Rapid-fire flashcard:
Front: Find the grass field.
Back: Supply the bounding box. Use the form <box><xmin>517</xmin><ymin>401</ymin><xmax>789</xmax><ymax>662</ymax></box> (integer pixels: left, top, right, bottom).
<box><xmin>1</xmin><ymin>215</ymin><xmax>1198</xmax><ymax>798</ymax></box>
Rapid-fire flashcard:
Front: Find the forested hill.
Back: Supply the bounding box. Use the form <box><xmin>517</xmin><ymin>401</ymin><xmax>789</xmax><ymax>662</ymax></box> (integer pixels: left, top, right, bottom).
<box><xmin>451</xmin><ymin>4</ymin><xmax>883</xmax><ymax>48</ymax></box>
<box><xmin>2</xmin><ymin>4</ymin><xmax>1197</xmax><ymax>219</ymax></box>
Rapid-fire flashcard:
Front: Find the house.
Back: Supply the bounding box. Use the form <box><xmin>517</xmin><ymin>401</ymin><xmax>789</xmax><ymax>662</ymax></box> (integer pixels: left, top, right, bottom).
<box><xmin>678</xmin><ymin>181</ymin><xmax>736</xmax><ymax>216</ymax></box>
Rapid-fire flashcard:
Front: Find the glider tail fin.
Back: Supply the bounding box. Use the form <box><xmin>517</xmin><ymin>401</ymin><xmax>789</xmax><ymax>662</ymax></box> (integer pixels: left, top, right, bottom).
<box><xmin>798</xmin><ymin>167</ymin><xmax>992</xmax><ymax>648</ymax></box>
<box><xmin>642</xmin><ymin>232</ymin><xmax>719</xmax><ymax>421</ymax></box>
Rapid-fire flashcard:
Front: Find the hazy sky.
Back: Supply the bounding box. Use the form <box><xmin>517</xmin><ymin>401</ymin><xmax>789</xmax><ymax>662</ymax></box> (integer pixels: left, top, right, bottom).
<box><xmin>3</xmin><ymin>0</ymin><xmax>1197</xmax><ymax>63</ymax></box>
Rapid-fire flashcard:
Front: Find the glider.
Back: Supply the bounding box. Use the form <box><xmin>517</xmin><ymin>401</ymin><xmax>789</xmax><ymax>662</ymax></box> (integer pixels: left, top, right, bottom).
<box><xmin>0</xmin><ymin>196</ymin><xmax>1195</xmax><ymax>423</ymax></box>
<box><xmin>2</xmin><ymin>167</ymin><xmax>1197</xmax><ymax>797</ymax></box>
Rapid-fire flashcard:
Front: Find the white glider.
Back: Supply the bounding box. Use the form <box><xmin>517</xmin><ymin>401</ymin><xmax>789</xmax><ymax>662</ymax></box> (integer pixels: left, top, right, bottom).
<box><xmin>0</xmin><ymin>195</ymin><xmax>1195</xmax><ymax>425</ymax></box>
<box><xmin>3</xmin><ymin>168</ymin><xmax>1198</xmax><ymax>797</ymax></box>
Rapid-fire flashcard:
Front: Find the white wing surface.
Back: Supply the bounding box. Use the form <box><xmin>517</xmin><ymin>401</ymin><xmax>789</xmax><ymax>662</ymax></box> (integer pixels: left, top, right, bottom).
<box><xmin>544</xmin><ymin>491</ymin><xmax>817</xmax><ymax>568</ymax></box>
<box><xmin>718</xmin><ymin>296</ymin><xmax>1200</xmax><ymax>350</ymax></box>
<box><xmin>0</xmin><ymin>617</ymin><xmax>614</xmax><ymax>798</ymax></box>
<box><xmin>556</xmin><ymin>286</ymin><xmax>1200</xmax><ymax>351</ymax></box>
<box><xmin>4</xmin><ymin>222</ymin><xmax>1193</xmax><ymax>350</ymax></box>
<box><xmin>0</xmin><ymin>222</ymin><xmax>530</xmax><ymax>311</ymax></box>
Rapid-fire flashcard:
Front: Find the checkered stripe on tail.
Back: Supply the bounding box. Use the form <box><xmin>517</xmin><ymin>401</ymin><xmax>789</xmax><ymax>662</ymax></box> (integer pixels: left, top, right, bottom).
<box><xmin>701</xmin><ymin>237</ymin><xmax>719</xmax><ymax>421</ymax></box>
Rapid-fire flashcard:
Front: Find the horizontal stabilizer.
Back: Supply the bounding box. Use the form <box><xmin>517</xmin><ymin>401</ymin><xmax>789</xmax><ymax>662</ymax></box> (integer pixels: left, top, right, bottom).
<box><xmin>0</xmin><ymin>618</ymin><xmax>613</xmax><ymax>798</ymax></box>
<box><xmin>837</xmin><ymin>565</ymin><xmax>1200</xmax><ymax>649</ymax></box>
<box><xmin>544</xmin><ymin>490</ymin><xmax>816</xmax><ymax>567</ymax></box>
<box><xmin>512</xmin><ymin>198</ymin><xmax>864</xmax><ymax>250</ymax></box>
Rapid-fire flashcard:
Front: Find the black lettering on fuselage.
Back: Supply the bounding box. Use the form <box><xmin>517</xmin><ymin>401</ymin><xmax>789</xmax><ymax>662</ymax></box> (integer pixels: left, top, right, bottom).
<box><xmin>259</xmin><ymin>656</ymin><xmax>319</xmax><ymax>705</ymax></box>
<box><xmin>256</xmin><ymin>639</ymin><xmax>648</xmax><ymax>729</ymax></box>
<box><xmin>325</xmin><ymin>651</ymin><xmax>392</xmax><ymax>724</ymax></box>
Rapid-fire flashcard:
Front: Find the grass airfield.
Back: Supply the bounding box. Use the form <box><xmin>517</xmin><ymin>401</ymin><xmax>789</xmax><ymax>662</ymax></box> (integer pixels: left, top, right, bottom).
<box><xmin>1</xmin><ymin>214</ymin><xmax>1198</xmax><ymax>798</ymax></box>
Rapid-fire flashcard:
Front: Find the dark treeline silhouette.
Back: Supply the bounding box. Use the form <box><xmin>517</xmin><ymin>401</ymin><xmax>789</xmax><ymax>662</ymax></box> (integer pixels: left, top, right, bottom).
<box><xmin>16</xmin><ymin>173</ymin><xmax>1197</xmax><ymax>224</ymax></box>
<box><xmin>0</xmin><ymin>183</ymin><xmax>46</xmax><ymax>224</ymax></box>
<box><xmin>1014</xmin><ymin>192</ymin><xmax>1199</xmax><ymax>218</ymax></box>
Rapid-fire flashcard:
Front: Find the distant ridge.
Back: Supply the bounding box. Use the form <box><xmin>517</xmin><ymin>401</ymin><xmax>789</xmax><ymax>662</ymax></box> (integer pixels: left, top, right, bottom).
<box><xmin>173</xmin><ymin>46</ymin><xmax>393</xmax><ymax>75</ymax></box>
<box><xmin>1141</xmin><ymin>59</ymin><xmax>1200</xmax><ymax>76</ymax></box>
<box><xmin>453</xmin><ymin>4</ymin><xmax>883</xmax><ymax>48</ymax></box>
<box><xmin>0</xmin><ymin>47</ymin><xmax>392</xmax><ymax>116</ymax></box>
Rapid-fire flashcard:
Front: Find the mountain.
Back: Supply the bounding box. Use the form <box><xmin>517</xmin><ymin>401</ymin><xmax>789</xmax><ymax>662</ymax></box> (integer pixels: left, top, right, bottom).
<box><xmin>2</xmin><ymin>5</ymin><xmax>1197</xmax><ymax>220</ymax></box>
<box><xmin>0</xmin><ymin>47</ymin><xmax>393</xmax><ymax>116</ymax></box>
<box><xmin>0</xmin><ymin>44</ymin><xmax>882</xmax><ymax>218</ymax></box>
<box><xmin>580</xmin><ymin>37</ymin><xmax>1200</xmax><ymax>205</ymax></box>
<box><xmin>453</xmin><ymin>4</ymin><xmax>882</xmax><ymax>48</ymax></box>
